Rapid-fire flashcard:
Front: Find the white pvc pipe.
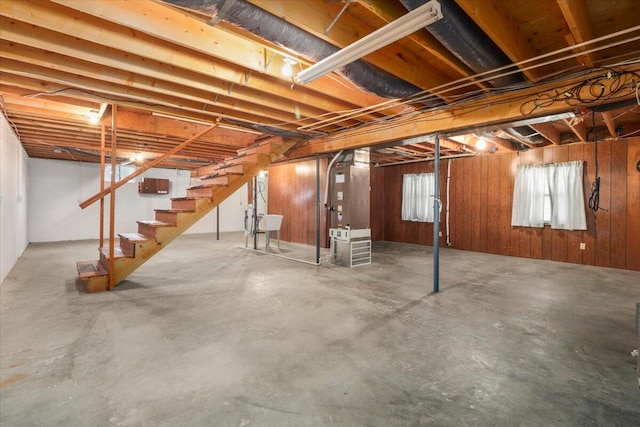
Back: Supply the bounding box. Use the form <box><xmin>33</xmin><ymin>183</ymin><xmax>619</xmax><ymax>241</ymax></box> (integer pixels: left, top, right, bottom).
<box><xmin>324</xmin><ymin>150</ymin><xmax>343</xmax><ymax>206</ymax></box>
<box><xmin>374</xmin><ymin>152</ymin><xmax>475</xmax><ymax>167</ymax></box>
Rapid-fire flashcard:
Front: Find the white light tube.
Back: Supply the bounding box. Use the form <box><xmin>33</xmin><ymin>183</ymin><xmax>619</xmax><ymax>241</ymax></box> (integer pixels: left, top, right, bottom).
<box><xmin>296</xmin><ymin>0</ymin><xmax>442</xmax><ymax>84</ymax></box>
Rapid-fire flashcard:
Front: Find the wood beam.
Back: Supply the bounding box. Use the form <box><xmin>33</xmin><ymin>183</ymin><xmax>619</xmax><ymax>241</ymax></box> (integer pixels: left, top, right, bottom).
<box><xmin>0</xmin><ymin>16</ymin><xmax>377</xmax><ymax>121</ymax></box>
<box><xmin>564</xmin><ymin>117</ymin><xmax>588</xmax><ymax>142</ymax></box>
<box><xmin>0</xmin><ymin>39</ymin><xmax>346</xmax><ymax>126</ymax></box>
<box><xmin>249</xmin><ymin>0</ymin><xmax>459</xmax><ymax>98</ymax></box>
<box><xmin>601</xmin><ymin>111</ymin><xmax>618</xmax><ymax>138</ymax></box>
<box><xmin>454</xmin><ymin>0</ymin><xmax>545</xmax><ymax>82</ymax></box>
<box><xmin>0</xmin><ymin>57</ymin><xmax>312</xmax><ymax>127</ymax></box>
<box><xmin>557</xmin><ymin>0</ymin><xmax>598</xmax><ymax>67</ymax></box>
<box><xmin>0</xmin><ymin>67</ymin><xmax>315</xmax><ymax>133</ymax></box>
<box><xmin>40</xmin><ymin>0</ymin><xmax>396</xmax><ymax>112</ymax></box>
<box><xmin>529</xmin><ymin>122</ymin><xmax>561</xmax><ymax>144</ymax></box>
<box><xmin>285</xmin><ymin>67</ymin><xmax>640</xmax><ymax>158</ymax></box>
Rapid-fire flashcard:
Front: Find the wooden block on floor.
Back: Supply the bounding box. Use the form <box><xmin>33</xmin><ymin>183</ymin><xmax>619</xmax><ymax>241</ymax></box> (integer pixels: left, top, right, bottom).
<box><xmin>77</xmin><ymin>260</ymin><xmax>108</xmax><ymax>279</ymax></box>
<box><xmin>77</xmin><ymin>260</ymin><xmax>110</xmax><ymax>293</ymax></box>
<box><xmin>83</xmin><ymin>275</ymin><xmax>109</xmax><ymax>293</ymax></box>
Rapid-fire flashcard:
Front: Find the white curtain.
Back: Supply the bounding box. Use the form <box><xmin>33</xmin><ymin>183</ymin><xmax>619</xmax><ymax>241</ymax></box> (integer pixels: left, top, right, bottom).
<box><xmin>511</xmin><ymin>164</ymin><xmax>548</xmax><ymax>228</ymax></box>
<box><xmin>402</xmin><ymin>173</ymin><xmax>435</xmax><ymax>222</ymax></box>
<box><xmin>546</xmin><ymin>161</ymin><xmax>587</xmax><ymax>230</ymax></box>
<box><xmin>511</xmin><ymin>161</ymin><xmax>586</xmax><ymax>230</ymax></box>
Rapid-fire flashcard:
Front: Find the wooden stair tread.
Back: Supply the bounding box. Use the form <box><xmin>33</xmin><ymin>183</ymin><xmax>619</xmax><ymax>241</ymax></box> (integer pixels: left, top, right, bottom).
<box><xmin>99</xmin><ymin>246</ymin><xmax>129</xmax><ymax>258</ymax></box>
<box><xmin>77</xmin><ymin>260</ymin><xmax>108</xmax><ymax>278</ymax></box>
<box><xmin>119</xmin><ymin>232</ymin><xmax>150</xmax><ymax>242</ymax></box>
<box><xmin>154</xmin><ymin>208</ymin><xmax>194</xmax><ymax>213</ymax></box>
<box><xmin>137</xmin><ymin>220</ymin><xmax>174</xmax><ymax>227</ymax></box>
<box><xmin>171</xmin><ymin>197</ymin><xmax>196</xmax><ymax>201</ymax></box>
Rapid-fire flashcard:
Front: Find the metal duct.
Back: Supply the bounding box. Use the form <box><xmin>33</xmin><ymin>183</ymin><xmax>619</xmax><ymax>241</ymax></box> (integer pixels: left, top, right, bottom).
<box><xmin>399</xmin><ymin>0</ymin><xmax>524</xmax><ymax>87</ymax></box>
<box><xmin>505</xmin><ymin>126</ymin><xmax>547</xmax><ymax>145</ymax></box>
<box><xmin>163</xmin><ymin>0</ymin><xmax>427</xmax><ymax>99</ymax></box>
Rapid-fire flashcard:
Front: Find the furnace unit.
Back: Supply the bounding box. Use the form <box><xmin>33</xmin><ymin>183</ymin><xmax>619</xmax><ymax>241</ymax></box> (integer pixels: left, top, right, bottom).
<box><xmin>327</xmin><ymin>149</ymin><xmax>371</xmax><ymax>267</ymax></box>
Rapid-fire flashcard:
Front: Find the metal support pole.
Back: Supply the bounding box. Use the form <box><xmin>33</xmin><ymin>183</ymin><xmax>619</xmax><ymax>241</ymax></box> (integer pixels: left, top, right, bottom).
<box><xmin>99</xmin><ymin>124</ymin><xmax>105</xmax><ymax>249</ymax></box>
<box><xmin>108</xmin><ymin>105</ymin><xmax>117</xmax><ymax>290</ymax></box>
<box><xmin>253</xmin><ymin>175</ymin><xmax>258</xmax><ymax>250</ymax></box>
<box><xmin>316</xmin><ymin>155</ymin><xmax>321</xmax><ymax>264</ymax></box>
<box><xmin>433</xmin><ymin>132</ymin><xmax>440</xmax><ymax>293</ymax></box>
<box><xmin>216</xmin><ymin>206</ymin><xmax>219</xmax><ymax>241</ymax></box>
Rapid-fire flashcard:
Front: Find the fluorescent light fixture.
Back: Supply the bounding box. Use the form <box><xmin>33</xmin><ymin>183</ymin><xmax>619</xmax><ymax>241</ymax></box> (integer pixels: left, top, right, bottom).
<box><xmin>296</xmin><ymin>0</ymin><xmax>442</xmax><ymax>84</ymax></box>
<box><xmin>507</xmin><ymin>112</ymin><xmax>575</xmax><ymax>128</ymax></box>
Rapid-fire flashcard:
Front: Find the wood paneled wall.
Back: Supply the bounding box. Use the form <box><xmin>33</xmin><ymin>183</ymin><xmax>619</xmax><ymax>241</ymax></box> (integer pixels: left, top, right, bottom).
<box><xmin>371</xmin><ymin>138</ymin><xmax>640</xmax><ymax>271</ymax></box>
<box><xmin>268</xmin><ymin>158</ymin><xmax>329</xmax><ymax>247</ymax></box>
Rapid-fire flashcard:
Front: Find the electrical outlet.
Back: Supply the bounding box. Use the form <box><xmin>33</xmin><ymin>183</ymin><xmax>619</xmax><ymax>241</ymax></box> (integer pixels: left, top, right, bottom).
<box><xmin>580</xmin><ymin>243</ymin><xmax>586</xmax><ymax>250</ymax></box>
<box><xmin>439</xmin><ymin>231</ymin><xmax>442</xmax><ymax>237</ymax></box>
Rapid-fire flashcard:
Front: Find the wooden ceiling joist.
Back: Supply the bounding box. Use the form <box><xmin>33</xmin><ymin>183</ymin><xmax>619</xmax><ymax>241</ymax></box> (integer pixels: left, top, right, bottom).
<box><xmin>454</xmin><ymin>0</ymin><xmax>545</xmax><ymax>82</ymax></box>
<box><xmin>286</xmin><ymin>66</ymin><xmax>640</xmax><ymax>158</ymax></box>
<box><xmin>557</xmin><ymin>0</ymin><xmax>598</xmax><ymax>68</ymax></box>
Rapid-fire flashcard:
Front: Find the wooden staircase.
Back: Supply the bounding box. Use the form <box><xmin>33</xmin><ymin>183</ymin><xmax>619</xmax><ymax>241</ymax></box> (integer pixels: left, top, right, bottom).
<box><xmin>77</xmin><ymin>137</ymin><xmax>294</xmax><ymax>293</ymax></box>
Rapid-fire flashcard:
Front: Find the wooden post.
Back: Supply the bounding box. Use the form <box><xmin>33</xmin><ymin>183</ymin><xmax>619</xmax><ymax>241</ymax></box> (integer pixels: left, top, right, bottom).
<box><xmin>79</xmin><ymin>122</ymin><xmax>219</xmax><ymax>209</ymax></box>
<box><xmin>108</xmin><ymin>105</ymin><xmax>117</xmax><ymax>290</ymax></box>
<box><xmin>99</xmin><ymin>124</ymin><xmax>105</xmax><ymax>249</ymax></box>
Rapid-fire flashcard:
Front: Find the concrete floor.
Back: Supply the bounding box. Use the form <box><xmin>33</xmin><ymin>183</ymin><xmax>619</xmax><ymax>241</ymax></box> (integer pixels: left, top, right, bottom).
<box><xmin>1</xmin><ymin>232</ymin><xmax>639</xmax><ymax>426</ymax></box>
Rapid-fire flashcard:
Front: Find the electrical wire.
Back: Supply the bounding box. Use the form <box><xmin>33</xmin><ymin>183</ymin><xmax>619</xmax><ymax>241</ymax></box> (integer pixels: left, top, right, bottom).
<box><xmin>587</xmin><ymin>110</ymin><xmax>605</xmax><ymax>217</ymax></box>
<box><xmin>257</xmin><ymin>180</ymin><xmax>267</xmax><ymax>204</ymax></box>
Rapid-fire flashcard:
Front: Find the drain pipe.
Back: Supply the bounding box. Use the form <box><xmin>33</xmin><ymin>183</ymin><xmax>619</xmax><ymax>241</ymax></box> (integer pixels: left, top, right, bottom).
<box><xmin>433</xmin><ymin>133</ymin><xmax>440</xmax><ymax>293</ymax></box>
<box><xmin>324</xmin><ymin>150</ymin><xmax>344</xmax><ymax>208</ymax></box>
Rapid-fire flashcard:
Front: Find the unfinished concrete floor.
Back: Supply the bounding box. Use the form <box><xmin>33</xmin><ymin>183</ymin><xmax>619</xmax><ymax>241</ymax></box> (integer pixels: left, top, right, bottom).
<box><xmin>1</xmin><ymin>232</ymin><xmax>639</xmax><ymax>426</ymax></box>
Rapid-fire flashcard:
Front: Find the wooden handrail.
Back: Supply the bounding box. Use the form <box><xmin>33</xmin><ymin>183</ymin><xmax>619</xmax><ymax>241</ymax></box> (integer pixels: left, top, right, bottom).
<box><xmin>79</xmin><ymin>122</ymin><xmax>219</xmax><ymax>209</ymax></box>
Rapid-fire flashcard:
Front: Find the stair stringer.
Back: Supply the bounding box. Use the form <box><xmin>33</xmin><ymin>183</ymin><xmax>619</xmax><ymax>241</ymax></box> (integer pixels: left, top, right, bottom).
<box><xmin>108</xmin><ymin>139</ymin><xmax>297</xmax><ymax>287</ymax></box>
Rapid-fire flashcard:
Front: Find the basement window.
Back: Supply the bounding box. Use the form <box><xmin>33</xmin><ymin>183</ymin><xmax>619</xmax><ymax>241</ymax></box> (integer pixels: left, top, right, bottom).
<box><xmin>511</xmin><ymin>161</ymin><xmax>586</xmax><ymax>230</ymax></box>
<box><xmin>104</xmin><ymin>164</ymin><xmax>136</xmax><ymax>183</ymax></box>
<box><xmin>402</xmin><ymin>173</ymin><xmax>436</xmax><ymax>223</ymax></box>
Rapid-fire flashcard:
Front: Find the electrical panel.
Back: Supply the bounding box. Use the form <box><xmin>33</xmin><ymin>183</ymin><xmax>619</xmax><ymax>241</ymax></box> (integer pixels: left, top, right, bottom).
<box><xmin>138</xmin><ymin>178</ymin><xmax>169</xmax><ymax>194</ymax></box>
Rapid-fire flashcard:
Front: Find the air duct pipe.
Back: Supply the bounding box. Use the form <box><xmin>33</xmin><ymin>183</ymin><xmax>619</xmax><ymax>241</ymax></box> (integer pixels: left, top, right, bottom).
<box><xmin>163</xmin><ymin>0</ymin><xmax>426</xmax><ymax>99</ymax></box>
<box><xmin>399</xmin><ymin>0</ymin><xmax>524</xmax><ymax>87</ymax></box>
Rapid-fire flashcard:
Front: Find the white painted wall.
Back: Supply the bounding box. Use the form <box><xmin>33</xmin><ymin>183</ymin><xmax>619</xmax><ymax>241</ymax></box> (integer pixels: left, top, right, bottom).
<box><xmin>0</xmin><ymin>114</ymin><xmax>29</xmax><ymax>284</ymax></box>
<box><xmin>28</xmin><ymin>158</ymin><xmax>248</xmax><ymax>242</ymax></box>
